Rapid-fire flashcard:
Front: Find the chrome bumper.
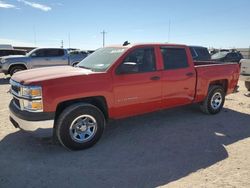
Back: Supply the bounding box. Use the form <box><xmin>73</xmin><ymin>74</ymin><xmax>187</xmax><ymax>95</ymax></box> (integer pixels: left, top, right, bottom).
<box><xmin>9</xmin><ymin>110</ymin><xmax>54</xmax><ymax>137</ymax></box>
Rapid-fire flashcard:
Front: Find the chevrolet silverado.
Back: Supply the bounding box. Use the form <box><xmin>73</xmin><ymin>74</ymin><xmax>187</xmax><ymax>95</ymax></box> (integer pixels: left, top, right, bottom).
<box><xmin>9</xmin><ymin>43</ymin><xmax>240</xmax><ymax>150</ymax></box>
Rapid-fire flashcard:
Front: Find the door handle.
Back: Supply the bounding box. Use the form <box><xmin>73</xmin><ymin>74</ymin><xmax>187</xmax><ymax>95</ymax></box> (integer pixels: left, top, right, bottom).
<box><xmin>150</xmin><ymin>76</ymin><xmax>161</xmax><ymax>81</ymax></box>
<box><xmin>186</xmin><ymin>72</ymin><xmax>194</xmax><ymax>77</ymax></box>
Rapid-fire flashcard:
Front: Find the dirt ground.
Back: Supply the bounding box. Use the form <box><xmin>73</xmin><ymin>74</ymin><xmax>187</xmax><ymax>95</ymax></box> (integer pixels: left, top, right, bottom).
<box><xmin>0</xmin><ymin>73</ymin><xmax>249</xmax><ymax>188</ymax></box>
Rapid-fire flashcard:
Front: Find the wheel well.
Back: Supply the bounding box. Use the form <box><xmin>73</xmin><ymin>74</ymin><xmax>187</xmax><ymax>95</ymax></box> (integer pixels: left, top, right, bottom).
<box><xmin>55</xmin><ymin>96</ymin><xmax>109</xmax><ymax>122</ymax></box>
<box><xmin>209</xmin><ymin>79</ymin><xmax>228</xmax><ymax>93</ymax></box>
<box><xmin>8</xmin><ymin>64</ymin><xmax>27</xmax><ymax>74</ymax></box>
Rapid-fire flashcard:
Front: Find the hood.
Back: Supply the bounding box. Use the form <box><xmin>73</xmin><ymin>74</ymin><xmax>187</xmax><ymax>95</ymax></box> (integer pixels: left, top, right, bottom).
<box><xmin>11</xmin><ymin>66</ymin><xmax>94</xmax><ymax>85</ymax></box>
<box><xmin>1</xmin><ymin>55</ymin><xmax>28</xmax><ymax>62</ymax></box>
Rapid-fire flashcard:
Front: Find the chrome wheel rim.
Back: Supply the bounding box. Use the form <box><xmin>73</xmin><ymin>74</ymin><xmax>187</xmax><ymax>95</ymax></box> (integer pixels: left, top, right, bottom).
<box><xmin>69</xmin><ymin>115</ymin><xmax>97</xmax><ymax>143</ymax></box>
<box><xmin>210</xmin><ymin>92</ymin><xmax>223</xmax><ymax>110</ymax></box>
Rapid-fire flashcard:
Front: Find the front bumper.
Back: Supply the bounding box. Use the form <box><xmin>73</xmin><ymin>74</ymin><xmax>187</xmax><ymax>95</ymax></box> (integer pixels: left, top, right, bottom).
<box><xmin>9</xmin><ymin>100</ymin><xmax>55</xmax><ymax>137</ymax></box>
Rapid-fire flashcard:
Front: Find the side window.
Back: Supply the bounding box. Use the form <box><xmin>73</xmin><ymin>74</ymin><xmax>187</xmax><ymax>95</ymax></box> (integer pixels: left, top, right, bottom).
<box><xmin>45</xmin><ymin>49</ymin><xmax>65</xmax><ymax>57</ymax></box>
<box><xmin>32</xmin><ymin>49</ymin><xmax>46</xmax><ymax>57</ymax></box>
<box><xmin>161</xmin><ymin>48</ymin><xmax>189</xmax><ymax>70</ymax></box>
<box><xmin>119</xmin><ymin>48</ymin><xmax>156</xmax><ymax>73</ymax></box>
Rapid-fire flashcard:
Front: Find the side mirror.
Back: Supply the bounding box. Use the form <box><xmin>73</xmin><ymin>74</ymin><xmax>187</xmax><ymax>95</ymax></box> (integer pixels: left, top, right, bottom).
<box><xmin>117</xmin><ymin>62</ymin><xmax>139</xmax><ymax>74</ymax></box>
<box><xmin>30</xmin><ymin>53</ymin><xmax>37</xmax><ymax>57</ymax></box>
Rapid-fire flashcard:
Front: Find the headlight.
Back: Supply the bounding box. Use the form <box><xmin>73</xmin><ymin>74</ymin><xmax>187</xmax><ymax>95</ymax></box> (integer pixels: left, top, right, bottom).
<box><xmin>21</xmin><ymin>86</ymin><xmax>42</xmax><ymax>99</ymax></box>
<box><xmin>23</xmin><ymin>99</ymin><xmax>43</xmax><ymax>112</ymax></box>
<box><xmin>1</xmin><ymin>59</ymin><xmax>7</xmax><ymax>64</ymax></box>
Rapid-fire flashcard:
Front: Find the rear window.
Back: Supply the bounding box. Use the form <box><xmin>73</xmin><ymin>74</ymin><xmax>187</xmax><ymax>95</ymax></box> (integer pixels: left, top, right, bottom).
<box><xmin>161</xmin><ymin>48</ymin><xmax>189</xmax><ymax>70</ymax></box>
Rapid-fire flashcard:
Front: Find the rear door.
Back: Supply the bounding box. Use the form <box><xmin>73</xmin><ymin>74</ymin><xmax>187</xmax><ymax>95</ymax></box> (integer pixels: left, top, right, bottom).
<box><xmin>112</xmin><ymin>47</ymin><xmax>162</xmax><ymax>118</ymax></box>
<box><xmin>45</xmin><ymin>49</ymin><xmax>68</xmax><ymax>66</ymax></box>
<box><xmin>30</xmin><ymin>49</ymin><xmax>68</xmax><ymax>68</ymax></box>
<box><xmin>160</xmin><ymin>46</ymin><xmax>196</xmax><ymax>108</ymax></box>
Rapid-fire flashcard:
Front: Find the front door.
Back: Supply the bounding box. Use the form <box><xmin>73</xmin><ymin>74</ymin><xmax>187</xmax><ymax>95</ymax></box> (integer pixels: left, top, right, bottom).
<box><xmin>112</xmin><ymin>47</ymin><xmax>162</xmax><ymax>118</ymax></box>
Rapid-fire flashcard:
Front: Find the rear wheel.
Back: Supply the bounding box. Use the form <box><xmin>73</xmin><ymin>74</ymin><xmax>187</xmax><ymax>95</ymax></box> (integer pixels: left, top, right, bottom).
<box><xmin>9</xmin><ymin>65</ymin><xmax>26</xmax><ymax>76</ymax></box>
<box><xmin>56</xmin><ymin>103</ymin><xmax>105</xmax><ymax>150</ymax></box>
<box><xmin>200</xmin><ymin>85</ymin><xmax>225</xmax><ymax>114</ymax></box>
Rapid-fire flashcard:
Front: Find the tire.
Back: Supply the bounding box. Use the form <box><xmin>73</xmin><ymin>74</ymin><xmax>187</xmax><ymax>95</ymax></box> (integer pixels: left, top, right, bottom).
<box><xmin>9</xmin><ymin>65</ymin><xmax>26</xmax><ymax>76</ymax></box>
<box><xmin>245</xmin><ymin>81</ymin><xmax>250</xmax><ymax>91</ymax></box>
<box><xmin>200</xmin><ymin>85</ymin><xmax>225</xmax><ymax>114</ymax></box>
<box><xmin>56</xmin><ymin>103</ymin><xmax>105</xmax><ymax>150</ymax></box>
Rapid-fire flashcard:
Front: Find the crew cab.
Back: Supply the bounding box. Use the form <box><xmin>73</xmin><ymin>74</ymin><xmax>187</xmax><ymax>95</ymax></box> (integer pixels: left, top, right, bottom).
<box><xmin>0</xmin><ymin>48</ymin><xmax>88</xmax><ymax>75</ymax></box>
<box><xmin>9</xmin><ymin>43</ymin><xmax>240</xmax><ymax>150</ymax></box>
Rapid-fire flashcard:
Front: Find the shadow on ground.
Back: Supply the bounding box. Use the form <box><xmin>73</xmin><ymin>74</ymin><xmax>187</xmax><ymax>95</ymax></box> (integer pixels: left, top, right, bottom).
<box><xmin>0</xmin><ymin>106</ymin><xmax>250</xmax><ymax>187</ymax></box>
<box><xmin>0</xmin><ymin>77</ymin><xmax>10</xmax><ymax>85</ymax></box>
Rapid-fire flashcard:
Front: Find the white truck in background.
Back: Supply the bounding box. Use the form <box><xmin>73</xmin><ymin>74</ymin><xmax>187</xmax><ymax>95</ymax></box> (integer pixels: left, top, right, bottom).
<box><xmin>0</xmin><ymin>48</ymin><xmax>88</xmax><ymax>75</ymax></box>
<box><xmin>240</xmin><ymin>59</ymin><xmax>250</xmax><ymax>92</ymax></box>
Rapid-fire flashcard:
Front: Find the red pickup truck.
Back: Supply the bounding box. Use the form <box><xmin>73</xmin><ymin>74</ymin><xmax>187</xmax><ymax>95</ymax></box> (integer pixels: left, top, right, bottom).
<box><xmin>9</xmin><ymin>43</ymin><xmax>240</xmax><ymax>150</ymax></box>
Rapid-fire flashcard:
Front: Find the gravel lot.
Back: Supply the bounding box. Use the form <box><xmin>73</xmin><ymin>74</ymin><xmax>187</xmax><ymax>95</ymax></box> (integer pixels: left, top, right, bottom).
<box><xmin>0</xmin><ymin>73</ymin><xmax>250</xmax><ymax>188</ymax></box>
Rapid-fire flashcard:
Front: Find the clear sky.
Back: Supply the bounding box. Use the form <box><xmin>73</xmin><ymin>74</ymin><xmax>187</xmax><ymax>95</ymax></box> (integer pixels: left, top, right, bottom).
<box><xmin>0</xmin><ymin>0</ymin><xmax>250</xmax><ymax>50</ymax></box>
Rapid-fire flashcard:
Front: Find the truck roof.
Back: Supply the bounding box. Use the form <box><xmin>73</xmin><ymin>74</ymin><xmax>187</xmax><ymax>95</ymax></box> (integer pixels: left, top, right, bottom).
<box><xmin>106</xmin><ymin>43</ymin><xmax>187</xmax><ymax>48</ymax></box>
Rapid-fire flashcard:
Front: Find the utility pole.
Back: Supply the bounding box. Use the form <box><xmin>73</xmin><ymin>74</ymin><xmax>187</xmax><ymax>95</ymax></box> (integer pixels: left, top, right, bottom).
<box><xmin>101</xmin><ymin>30</ymin><xmax>107</xmax><ymax>47</ymax></box>
<box><xmin>68</xmin><ymin>33</ymin><xmax>71</xmax><ymax>48</ymax></box>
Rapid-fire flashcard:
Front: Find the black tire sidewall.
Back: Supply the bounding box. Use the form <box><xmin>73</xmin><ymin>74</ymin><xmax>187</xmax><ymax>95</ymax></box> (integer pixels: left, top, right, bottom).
<box><xmin>9</xmin><ymin>66</ymin><xmax>25</xmax><ymax>76</ymax></box>
<box><xmin>206</xmin><ymin>86</ymin><xmax>225</xmax><ymax>114</ymax></box>
<box><xmin>56</xmin><ymin>104</ymin><xmax>105</xmax><ymax>150</ymax></box>
<box><xmin>245</xmin><ymin>81</ymin><xmax>250</xmax><ymax>91</ymax></box>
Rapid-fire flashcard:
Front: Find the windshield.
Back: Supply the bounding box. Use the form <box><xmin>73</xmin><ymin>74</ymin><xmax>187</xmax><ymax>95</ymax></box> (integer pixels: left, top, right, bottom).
<box><xmin>211</xmin><ymin>52</ymin><xmax>227</xmax><ymax>59</ymax></box>
<box><xmin>77</xmin><ymin>47</ymin><xmax>126</xmax><ymax>72</ymax></box>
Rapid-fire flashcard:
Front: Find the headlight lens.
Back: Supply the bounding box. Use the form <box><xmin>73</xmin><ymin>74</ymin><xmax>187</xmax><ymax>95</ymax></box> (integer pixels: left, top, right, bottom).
<box><xmin>21</xmin><ymin>86</ymin><xmax>42</xmax><ymax>99</ymax></box>
<box><xmin>23</xmin><ymin>100</ymin><xmax>43</xmax><ymax>112</ymax></box>
<box><xmin>1</xmin><ymin>59</ymin><xmax>7</xmax><ymax>63</ymax></box>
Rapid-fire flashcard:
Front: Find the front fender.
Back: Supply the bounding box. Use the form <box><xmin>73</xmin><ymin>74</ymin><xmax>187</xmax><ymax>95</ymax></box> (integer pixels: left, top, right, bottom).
<box><xmin>7</xmin><ymin>62</ymin><xmax>28</xmax><ymax>70</ymax></box>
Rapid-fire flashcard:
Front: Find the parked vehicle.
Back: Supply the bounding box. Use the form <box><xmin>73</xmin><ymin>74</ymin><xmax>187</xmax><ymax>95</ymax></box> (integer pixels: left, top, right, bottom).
<box><xmin>189</xmin><ymin>46</ymin><xmax>211</xmax><ymax>61</ymax></box>
<box><xmin>9</xmin><ymin>43</ymin><xmax>240</xmax><ymax>150</ymax></box>
<box><xmin>240</xmin><ymin>59</ymin><xmax>250</xmax><ymax>92</ymax></box>
<box><xmin>0</xmin><ymin>49</ymin><xmax>26</xmax><ymax>57</ymax></box>
<box><xmin>240</xmin><ymin>59</ymin><xmax>250</xmax><ymax>75</ymax></box>
<box><xmin>69</xmin><ymin>50</ymin><xmax>89</xmax><ymax>66</ymax></box>
<box><xmin>211</xmin><ymin>51</ymin><xmax>243</xmax><ymax>63</ymax></box>
<box><xmin>0</xmin><ymin>48</ymin><xmax>87</xmax><ymax>75</ymax></box>
<box><xmin>0</xmin><ymin>44</ymin><xmax>13</xmax><ymax>49</ymax></box>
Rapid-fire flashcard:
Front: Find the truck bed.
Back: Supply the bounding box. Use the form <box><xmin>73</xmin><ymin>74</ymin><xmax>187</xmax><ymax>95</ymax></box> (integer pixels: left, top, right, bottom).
<box><xmin>194</xmin><ymin>61</ymin><xmax>240</xmax><ymax>102</ymax></box>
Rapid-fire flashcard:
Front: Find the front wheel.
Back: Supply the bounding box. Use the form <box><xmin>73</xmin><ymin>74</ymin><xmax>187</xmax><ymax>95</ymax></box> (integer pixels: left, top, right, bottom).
<box><xmin>200</xmin><ymin>85</ymin><xmax>225</xmax><ymax>114</ymax></box>
<box><xmin>9</xmin><ymin>65</ymin><xmax>26</xmax><ymax>76</ymax></box>
<box><xmin>56</xmin><ymin>103</ymin><xmax>105</xmax><ymax>150</ymax></box>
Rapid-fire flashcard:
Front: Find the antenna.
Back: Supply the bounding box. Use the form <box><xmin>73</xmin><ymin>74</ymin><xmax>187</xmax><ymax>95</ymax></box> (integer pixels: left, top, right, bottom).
<box><xmin>101</xmin><ymin>30</ymin><xmax>107</xmax><ymax>47</ymax></box>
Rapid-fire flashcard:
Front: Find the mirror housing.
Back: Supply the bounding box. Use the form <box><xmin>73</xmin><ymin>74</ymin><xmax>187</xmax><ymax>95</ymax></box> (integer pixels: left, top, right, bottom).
<box><xmin>117</xmin><ymin>62</ymin><xmax>138</xmax><ymax>74</ymax></box>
